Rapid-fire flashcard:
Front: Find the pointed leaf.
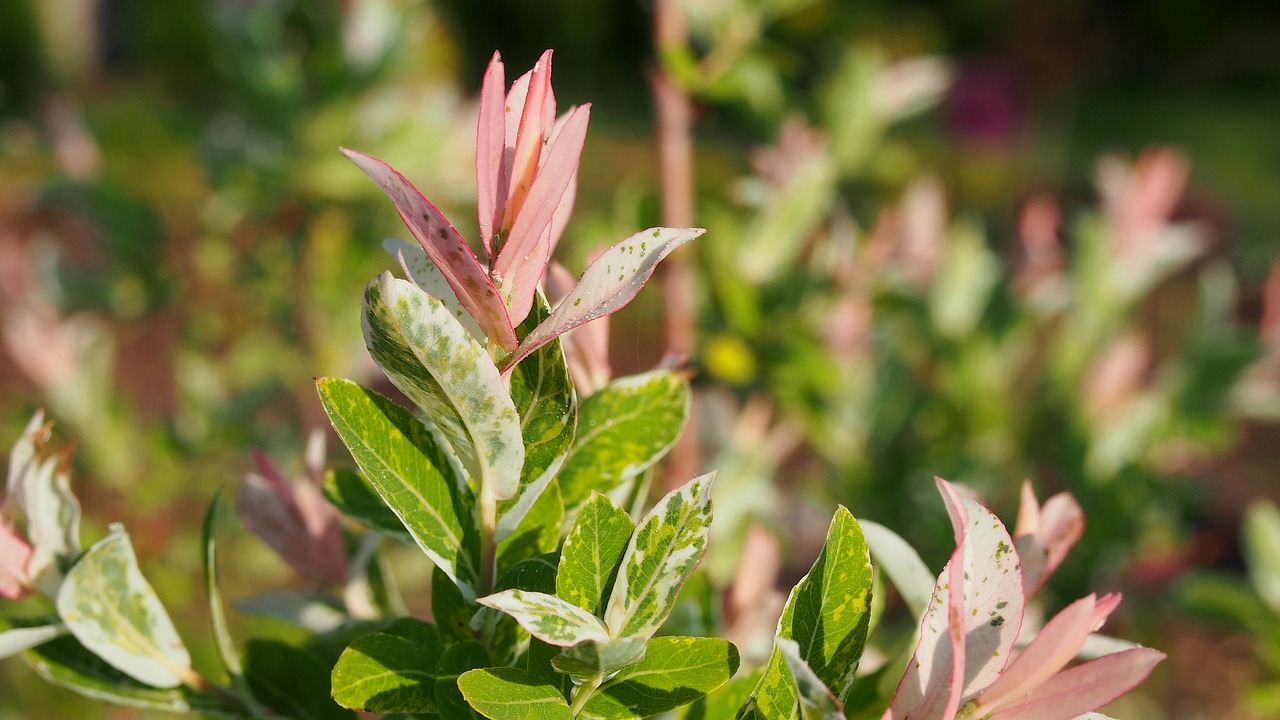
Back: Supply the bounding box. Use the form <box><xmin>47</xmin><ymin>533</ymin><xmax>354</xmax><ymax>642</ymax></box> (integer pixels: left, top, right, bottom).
<box><xmin>331</xmin><ymin>618</ymin><xmax>445</xmax><ymax>713</ymax></box>
<box><xmin>743</xmin><ymin>507</ymin><xmax>873</xmax><ymax>717</ymax></box>
<box><xmin>244</xmin><ymin>639</ymin><xmax>355</xmax><ymax>720</ymax></box>
<box><xmin>985</xmin><ymin>648</ymin><xmax>1165</xmax><ymax>720</ymax></box>
<box><xmin>458</xmin><ymin>667</ymin><xmax>573</xmax><ymax>720</ymax></box>
<box><xmin>477</xmin><ymin>589</ymin><xmax>610</xmax><ymax>647</ymax></box>
<box><xmin>19</xmin><ymin>630</ymin><xmax>242</xmax><ymax>717</ymax></box>
<box><xmin>556</xmin><ymin>371</ymin><xmax>690</xmax><ymax>515</ymax></box>
<box><xmin>322</xmin><ymin>467</ymin><xmax>414</xmax><ymax>544</ymax></box>
<box><xmin>362</xmin><ymin>272</ymin><xmax>524</xmax><ymax>501</ymax></box>
<box><xmin>885</xmin><ymin>479</ymin><xmax>1024</xmax><ymax>719</ymax></box>
<box><xmin>477</xmin><ymin>51</ymin><xmax>507</xmax><ymax>255</ymax></box>
<box><xmin>577</xmin><ymin>637</ymin><xmax>740</xmax><ymax>720</ymax></box>
<box><xmin>604</xmin><ymin>473</ymin><xmax>714</xmax><ymax>639</ymax></box>
<box><xmin>557</xmin><ymin>492</ymin><xmax>633</xmax><ymax>616</ymax></box>
<box><xmin>201</xmin><ymin>490</ymin><xmax>252</xmax><ymax>700</ymax></box>
<box><xmin>56</xmin><ymin>527</ymin><xmax>192</xmax><ymax>689</ymax></box>
<box><xmin>317</xmin><ymin>377</ymin><xmax>481</xmax><ymax>598</ymax></box>
<box><xmin>505</xmin><ymin>227</ymin><xmax>705</xmax><ymax>368</ymax></box>
<box><xmin>385</xmin><ymin>238</ymin><xmax>486</xmax><ymax>340</ymax></box>
<box><xmin>12</xmin><ymin>445</ymin><xmax>80</xmax><ymax>595</ymax></box>
<box><xmin>342</xmin><ymin>148</ymin><xmax>516</xmax><ymax>349</ymax></box>
<box><xmin>0</xmin><ymin>622</ymin><xmax>66</xmax><ymax>659</ymax></box>
<box><xmin>777</xmin><ymin>637</ymin><xmax>846</xmax><ymax>720</ymax></box>
<box><xmin>496</xmin><ymin>104</ymin><xmax>591</xmax><ymax>325</ymax></box>
<box><xmin>1244</xmin><ymin>500</ymin><xmax>1280</xmax><ymax>614</ymax></box>
<box><xmin>436</xmin><ymin>641</ymin><xmax>490</xmax><ymax>720</ymax></box>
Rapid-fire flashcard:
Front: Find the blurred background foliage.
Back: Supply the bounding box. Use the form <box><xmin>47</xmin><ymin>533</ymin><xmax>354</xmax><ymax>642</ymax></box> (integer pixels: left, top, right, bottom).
<box><xmin>1</xmin><ymin>0</ymin><xmax>1279</xmax><ymax>717</ymax></box>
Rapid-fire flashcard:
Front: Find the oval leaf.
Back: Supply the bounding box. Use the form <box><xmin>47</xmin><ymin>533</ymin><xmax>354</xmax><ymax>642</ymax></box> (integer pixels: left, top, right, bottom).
<box><xmin>477</xmin><ymin>589</ymin><xmax>609</xmax><ymax>647</ymax></box>
<box><xmin>557</xmin><ymin>492</ymin><xmax>634</xmax><ymax>616</ymax></box>
<box><xmin>362</xmin><ymin>272</ymin><xmax>524</xmax><ymax>501</ymax></box>
<box><xmin>317</xmin><ymin>377</ymin><xmax>481</xmax><ymax>597</ymax></box>
<box><xmin>331</xmin><ymin>618</ymin><xmax>445</xmax><ymax>713</ymax></box>
<box><xmin>556</xmin><ymin>371</ymin><xmax>690</xmax><ymax>516</ymax></box>
<box><xmin>578</xmin><ymin>637</ymin><xmax>740</xmax><ymax>720</ymax></box>
<box><xmin>56</xmin><ymin>527</ymin><xmax>192</xmax><ymax>689</ymax></box>
<box><xmin>458</xmin><ymin>667</ymin><xmax>573</xmax><ymax>720</ymax></box>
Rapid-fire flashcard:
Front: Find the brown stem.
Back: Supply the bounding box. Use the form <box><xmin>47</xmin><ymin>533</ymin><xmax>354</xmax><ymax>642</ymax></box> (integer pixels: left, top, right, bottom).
<box><xmin>652</xmin><ymin>0</ymin><xmax>701</xmax><ymax>487</ymax></box>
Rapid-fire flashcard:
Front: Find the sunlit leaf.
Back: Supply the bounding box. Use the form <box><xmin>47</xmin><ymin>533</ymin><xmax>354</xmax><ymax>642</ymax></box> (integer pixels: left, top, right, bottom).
<box><xmin>458</xmin><ymin>667</ymin><xmax>573</xmax><ymax>720</ymax></box>
<box><xmin>557</xmin><ymin>492</ymin><xmax>633</xmax><ymax>616</ymax></box>
<box><xmin>497</xmin><ymin>480</ymin><xmax>564</xmax><ymax>577</ymax></box>
<box><xmin>331</xmin><ymin>618</ymin><xmax>444</xmax><ymax>713</ymax></box>
<box><xmin>776</xmin><ymin>637</ymin><xmax>845</xmax><ymax>720</ymax></box>
<box><xmin>317</xmin><ymin>378</ymin><xmax>480</xmax><ymax>598</ymax></box>
<box><xmin>362</xmin><ymin>272</ymin><xmax>524</xmax><ymax>502</ymax></box>
<box><xmin>56</xmin><ymin>527</ymin><xmax>192</xmax><ymax>689</ymax></box>
<box><xmin>550</xmin><ymin>636</ymin><xmax>646</xmax><ymax>678</ymax></box>
<box><xmin>577</xmin><ymin>637</ymin><xmax>740</xmax><ymax>720</ymax></box>
<box><xmin>477</xmin><ymin>589</ymin><xmax>610</xmax><ymax>648</ymax></box>
<box><xmin>436</xmin><ymin>641</ymin><xmax>490</xmax><ymax>720</ymax></box>
<box><xmin>604</xmin><ymin>473</ymin><xmax>714</xmax><ymax>639</ymax></box>
<box><xmin>322</xmin><ymin>467</ymin><xmax>414</xmax><ymax>544</ymax></box>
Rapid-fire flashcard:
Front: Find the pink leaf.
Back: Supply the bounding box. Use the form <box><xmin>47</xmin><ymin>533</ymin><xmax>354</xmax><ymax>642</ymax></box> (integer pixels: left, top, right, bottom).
<box><xmin>0</xmin><ymin>522</ymin><xmax>33</xmax><ymax>599</ymax></box>
<box><xmin>341</xmin><ymin>148</ymin><xmax>517</xmax><ymax>350</ymax></box>
<box><xmin>974</xmin><ymin>593</ymin><xmax>1121</xmax><ymax>713</ymax></box>
<box><xmin>494</xmin><ymin>103</ymin><xmax>591</xmax><ymax>325</ymax></box>
<box><xmin>477</xmin><ymin>51</ymin><xmax>507</xmax><ymax>258</ymax></box>
<box><xmin>1014</xmin><ymin>482</ymin><xmax>1084</xmax><ymax>596</ymax></box>
<box><xmin>885</xmin><ymin>479</ymin><xmax>1025</xmax><ymax>720</ymax></box>
<box><xmin>503</xmin><ymin>50</ymin><xmax>554</xmax><ymax>232</ymax></box>
<box><xmin>985</xmin><ymin>648</ymin><xmax>1165</xmax><ymax>720</ymax></box>
<box><xmin>502</xmin><ymin>226</ymin><xmax>703</xmax><ymax>372</ymax></box>
<box><xmin>546</xmin><ymin>260</ymin><xmax>611</xmax><ymax>396</ymax></box>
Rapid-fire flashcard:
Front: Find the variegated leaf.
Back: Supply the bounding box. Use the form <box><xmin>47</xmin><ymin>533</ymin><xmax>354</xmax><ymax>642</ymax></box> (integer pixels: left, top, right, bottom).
<box><xmin>604</xmin><ymin>473</ymin><xmax>714</xmax><ymax>639</ymax></box>
<box><xmin>503</xmin><ymin>227</ymin><xmax>705</xmax><ymax>369</ymax></box>
<box><xmin>496</xmin><ymin>480</ymin><xmax>563</xmax><ymax>577</ymax></box>
<box><xmin>557</xmin><ymin>492</ymin><xmax>633</xmax><ymax>616</ymax></box>
<box><xmin>577</xmin><ymin>637</ymin><xmax>740</xmax><ymax>720</ymax></box>
<box><xmin>342</xmin><ymin>148</ymin><xmax>517</xmax><ymax>350</ymax></box>
<box><xmin>9</xmin><ymin>413</ymin><xmax>80</xmax><ymax>595</ymax></box>
<box><xmin>488</xmin><ymin>554</ymin><xmax>561</xmax><ymax>667</ymax></box>
<box><xmin>317</xmin><ymin>378</ymin><xmax>481</xmax><ymax>598</ymax></box>
<box><xmin>885</xmin><ymin>479</ymin><xmax>1024</xmax><ymax>719</ymax></box>
<box><xmin>777</xmin><ymin>638</ymin><xmax>846</xmax><ymax>720</ymax></box>
<box><xmin>742</xmin><ymin>507</ymin><xmax>873</xmax><ymax>718</ymax></box>
<box><xmin>0</xmin><ymin>622</ymin><xmax>66</xmax><ymax>659</ymax></box>
<box><xmin>478</xmin><ymin>589</ymin><xmax>610</xmax><ymax>647</ymax></box>
<box><xmin>362</xmin><ymin>272</ymin><xmax>524</xmax><ymax>501</ymax></box>
<box><xmin>556</xmin><ymin>371</ymin><xmax>690</xmax><ymax>517</ymax></box>
<box><xmin>56</xmin><ymin>527</ymin><xmax>192</xmax><ymax>689</ymax></box>
<box><xmin>384</xmin><ymin>238</ymin><xmax>486</xmax><ymax>341</ymax></box>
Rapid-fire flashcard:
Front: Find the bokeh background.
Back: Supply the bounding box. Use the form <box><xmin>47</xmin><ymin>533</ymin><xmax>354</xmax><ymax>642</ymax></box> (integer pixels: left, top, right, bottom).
<box><xmin>2</xmin><ymin>0</ymin><xmax>1280</xmax><ymax>717</ymax></box>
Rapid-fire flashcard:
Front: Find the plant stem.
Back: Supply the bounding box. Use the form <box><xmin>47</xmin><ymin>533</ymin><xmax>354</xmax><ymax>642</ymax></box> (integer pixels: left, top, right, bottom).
<box><xmin>652</xmin><ymin>0</ymin><xmax>702</xmax><ymax>488</ymax></box>
<box><xmin>568</xmin><ymin>674</ymin><xmax>605</xmax><ymax>716</ymax></box>
<box><xmin>479</xmin><ymin>482</ymin><xmax>498</xmax><ymax>598</ymax></box>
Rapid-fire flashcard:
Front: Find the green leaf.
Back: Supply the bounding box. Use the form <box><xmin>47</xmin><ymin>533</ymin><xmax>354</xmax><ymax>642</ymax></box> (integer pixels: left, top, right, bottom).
<box><xmin>458</xmin><ymin>667</ymin><xmax>573</xmax><ymax>720</ymax></box>
<box><xmin>509</xmin><ymin>291</ymin><xmax>577</xmax><ymax>493</ymax></box>
<box><xmin>497</xmin><ymin>480</ymin><xmax>564</xmax><ymax>577</ymax></box>
<box><xmin>433</xmin><ymin>566</ymin><xmax>478</xmax><ymax>645</ymax></box>
<box><xmin>550</xmin><ymin>637</ymin><xmax>646</xmax><ymax>678</ymax></box>
<box><xmin>578</xmin><ymin>637</ymin><xmax>740</xmax><ymax>720</ymax></box>
<box><xmin>202</xmin><ymin>490</ymin><xmax>260</xmax><ymax>711</ymax></box>
<box><xmin>557</xmin><ymin>492</ymin><xmax>634</xmax><ymax>616</ymax></box>
<box><xmin>435</xmin><ymin>641</ymin><xmax>490</xmax><ymax>720</ymax></box>
<box><xmin>777</xmin><ymin>638</ymin><xmax>845</xmax><ymax>720</ymax></box>
<box><xmin>556</xmin><ymin>371</ymin><xmax>691</xmax><ymax>515</ymax></box>
<box><xmin>323</xmin><ymin>467</ymin><xmax>414</xmax><ymax>543</ymax></box>
<box><xmin>236</xmin><ymin>591</ymin><xmax>347</xmax><ymax>633</ymax></box>
<box><xmin>244</xmin><ymin>640</ymin><xmax>355</xmax><ymax>720</ymax></box>
<box><xmin>20</xmin><ymin>632</ymin><xmax>242</xmax><ymax>717</ymax></box>
<box><xmin>478</xmin><ymin>589</ymin><xmax>610</xmax><ymax>647</ymax></box>
<box><xmin>317</xmin><ymin>377</ymin><xmax>481</xmax><ymax>598</ymax></box>
<box><xmin>56</xmin><ymin>526</ymin><xmax>193</xmax><ymax>689</ymax></box>
<box><xmin>742</xmin><ymin>508</ymin><xmax>872</xmax><ymax>716</ymax></box>
<box><xmin>604</xmin><ymin>474</ymin><xmax>714</xmax><ymax>639</ymax></box>
<box><xmin>331</xmin><ymin>618</ymin><xmax>445</xmax><ymax>713</ymax></box>
<box><xmin>683</xmin><ymin>668</ymin><xmax>761</xmax><ymax>720</ymax></box>
<box><xmin>362</xmin><ymin>271</ymin><xmax>523</xmax><ymax>501</ymax></box>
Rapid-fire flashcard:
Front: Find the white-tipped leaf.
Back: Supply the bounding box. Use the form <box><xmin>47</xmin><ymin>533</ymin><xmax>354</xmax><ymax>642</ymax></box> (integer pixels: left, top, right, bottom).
<box><xmin>477</xmin><ymin>589</ymin><xmax>610</xmax><ymax>647</ymax></box>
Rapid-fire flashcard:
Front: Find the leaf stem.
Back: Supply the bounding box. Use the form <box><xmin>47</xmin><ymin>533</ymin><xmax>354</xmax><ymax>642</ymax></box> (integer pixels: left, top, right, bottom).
<box><xmin>568</xmin><ymin>673</ymin><xmax>604</xmax><ymax>716</ymax></box>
